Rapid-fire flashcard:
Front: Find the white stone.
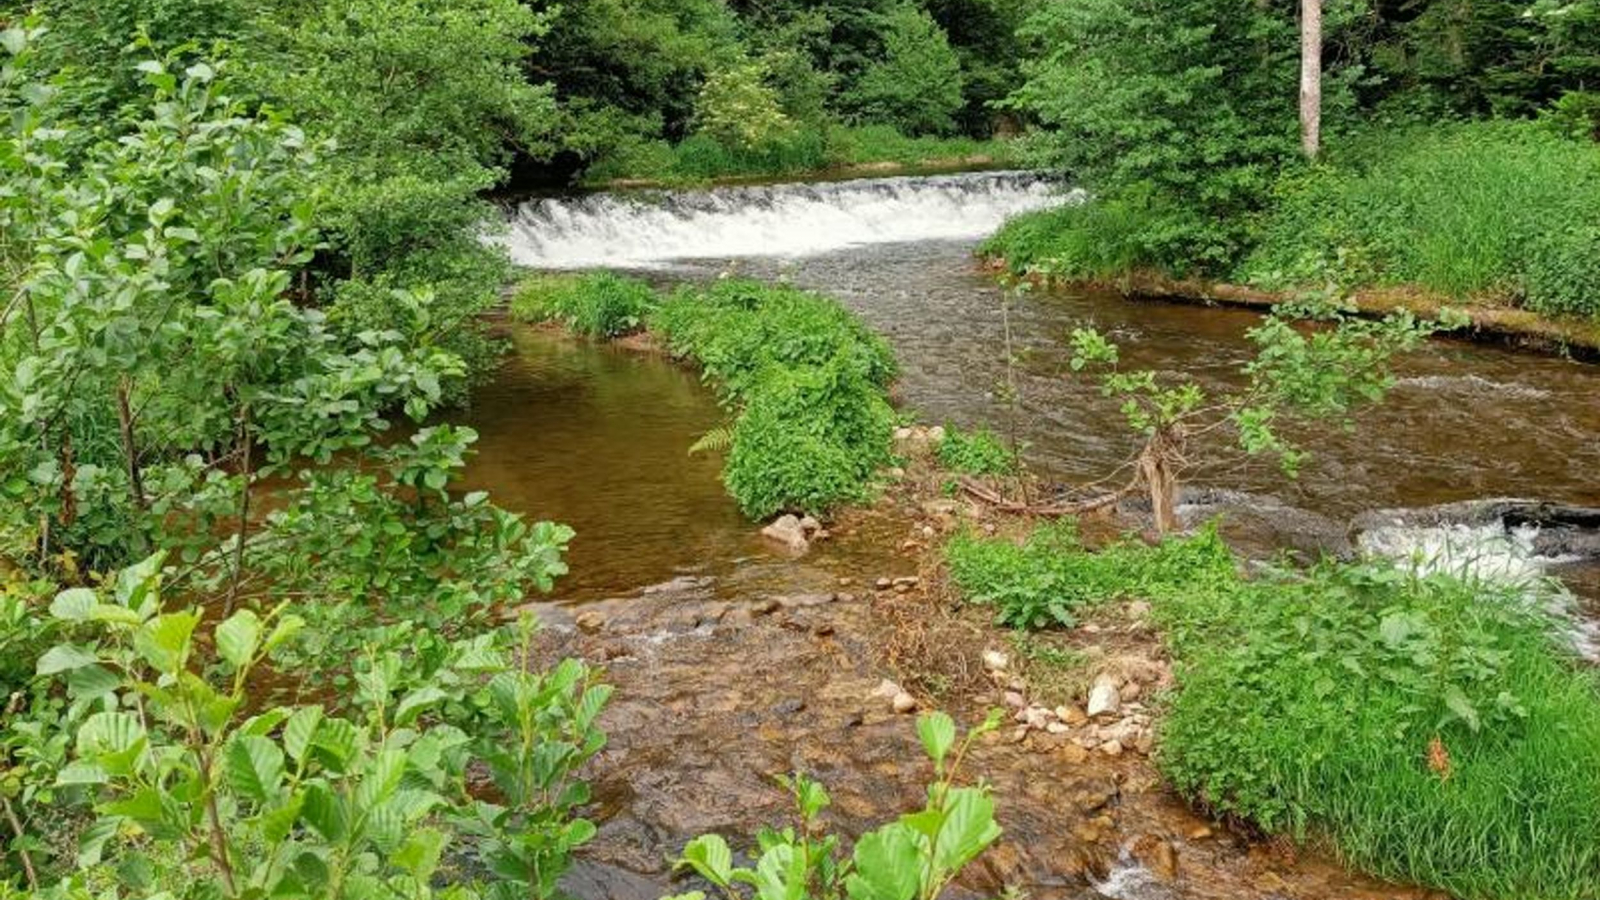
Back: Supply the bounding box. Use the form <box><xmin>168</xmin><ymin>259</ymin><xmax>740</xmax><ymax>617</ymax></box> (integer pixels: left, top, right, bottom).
<box><xmin>1086</xmin><ymin>674</ymin><xmax>1122</xmax><ymax>718</ymax></box>
<box><xmin>982</xmin><ymin>649</ymin><xmax>1010</xmax><ymax>672</ymax></box>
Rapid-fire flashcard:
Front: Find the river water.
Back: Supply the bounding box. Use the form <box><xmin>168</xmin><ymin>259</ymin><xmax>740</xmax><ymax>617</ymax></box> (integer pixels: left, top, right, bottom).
<box><xmin>458</xmin><ymin>172</ymin><xmax>1600</xmax><ymax>899</ymax></box>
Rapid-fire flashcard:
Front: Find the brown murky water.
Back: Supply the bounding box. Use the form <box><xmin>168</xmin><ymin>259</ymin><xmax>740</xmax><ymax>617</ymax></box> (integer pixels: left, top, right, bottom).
<box><xmin>458</xmin><ymin>236</ymin><xmax>1600</xmax><ymax>900</ymax></box>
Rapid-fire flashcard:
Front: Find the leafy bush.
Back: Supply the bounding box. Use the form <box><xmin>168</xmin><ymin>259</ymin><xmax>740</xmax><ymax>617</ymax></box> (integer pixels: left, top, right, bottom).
<box><xmin>1241</xmin><ymin>122</ymin><xmax>1600</xmax><ymax>318</ymax></box>
<box><xmin>979</xmin><ymin>191</ymin><xmax>1205</xmax><ymax>278</ymax></box>
<box><xmin>511</xmin><ymin>271</ymin><xmax>656</xmax><ymax>337</ymax></box>
<box><xmin>652</xmin><ymin>279</ymin><xmax>897</xmax><ymax>401</ymax></box>
<box><xmin>945</xmin><ymin>522</ymin><xmax>1234</xmax><ymax>629</ymax></box>
<box><xmin>723</xmin><ymin>360</ymin><xmax>895</xmax><ymax>518</ymax></box>
<box><xmin>664</xmin><ymin>712</ymin><xmax>1002</xmax><ymax>900</ymax></box>
<box><xmin>20</xmin><ymin>557</ymin><xmax>609</xmax><ymax>899</ymax></box>
<box><xmin>1157</xmin><ymin>560</ymin><xmax>1600</xmax><ymax>900</ymax></box>
<box><xmin>841</xmin><ymin>2</ymin><xmax>964</xmax><ymax>136</ymax></box>
<box><xmin>652</xmin><ymin>278</ymin><xmax>898</xmax><ymax>518</ymax></box>
<box><xmin>934</xmin><ymin>425</ymin><xmax>1015</xmax><ymax>476</ymax></box>
<box><xmin>693</xmin><ymin>60</ymin><xmax>795</xmax><ymax>151</ymax></box>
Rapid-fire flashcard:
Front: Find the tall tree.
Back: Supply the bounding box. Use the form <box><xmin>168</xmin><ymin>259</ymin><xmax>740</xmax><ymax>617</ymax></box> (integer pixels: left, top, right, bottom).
<box><xmin>1300</xmin><ymin>0</ymin><xmax>1322</xmax><ymax>158</ymax></box>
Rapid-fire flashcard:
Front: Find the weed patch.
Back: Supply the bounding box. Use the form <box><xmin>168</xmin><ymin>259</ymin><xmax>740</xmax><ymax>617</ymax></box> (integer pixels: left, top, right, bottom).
<box><xmin>510</xmin><ymin>271</ymin><xmax>656</xmax><ymax>337</ymax></box>
<box><xmin>935</xmin><ymin>425</ymin><xmax>1016</xmax><ymax>476</ymax></box>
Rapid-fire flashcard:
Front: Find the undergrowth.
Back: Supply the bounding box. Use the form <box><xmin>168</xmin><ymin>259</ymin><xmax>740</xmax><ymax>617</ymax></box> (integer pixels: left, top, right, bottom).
<box><xmin>946</xmin><ymin>523</ymin><xmax>1600</xmax><ymax>899</ymax></box>
<box><xmin>510</xmin><ymin>271</ymin><xmax>656</xmax><ymax>337</ymax></box>
<box><xmin>651</xmin><ymin>278</ymin><xmax>898</xmax><ymax>518</ymax></box>
<box><xmin>586</xmin><ymin>125</ymin><xmax>1016</xmax><ymax>185</ymax></box>
<box><xmin>935</xmin><ymin>425</ymin><xmax>1016</xmax><ymax>476</ymax></box>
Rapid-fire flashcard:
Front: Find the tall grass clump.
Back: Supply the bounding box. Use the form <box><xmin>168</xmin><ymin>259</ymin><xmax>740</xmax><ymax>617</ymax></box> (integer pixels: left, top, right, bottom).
<box><xmin>945</xmin><ymin>522</ymin><xmax>1236</xmax><ymax>629</ymax></box>
<box><xmin>1158</xmin><ymin>560</ymin><xmax>1600</xmax><ymax>900</ymax></box>
<box><xmin>510</xmin><ymin>270</ymin><xmax>656</xmax><ymax>337</ymax></box>
<box><xmin>1242</xmin><ymin>121</ymin><xmax>1600</xmax><ymax>319</ymax></box>
<box><xmin>651</xmin><ymin>278</ymin><xmax>898</xmax><ymax>517</ymax></box>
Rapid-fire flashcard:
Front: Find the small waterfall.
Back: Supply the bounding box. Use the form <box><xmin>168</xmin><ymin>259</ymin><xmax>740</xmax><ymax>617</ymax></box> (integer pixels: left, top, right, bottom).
<box><xmin>500</xmin><ymin>170</ymin><xmax>1076</xmax><ymax>268</ymax></box>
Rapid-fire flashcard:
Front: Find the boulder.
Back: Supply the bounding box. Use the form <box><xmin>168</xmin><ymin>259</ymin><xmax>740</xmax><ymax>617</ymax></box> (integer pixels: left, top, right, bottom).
<box><xmin>761</xmin><ymin>514</ymin><xmax>809</xmax><ymax>553</ymax></box>
<box><xmin>1086</xmin><ymin>674</ymin><xmax>1122</xmax><ymax>718</ymax></box>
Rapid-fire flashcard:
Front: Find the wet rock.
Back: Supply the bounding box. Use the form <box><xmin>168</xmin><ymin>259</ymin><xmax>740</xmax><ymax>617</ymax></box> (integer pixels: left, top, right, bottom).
<box><xmin>982</xmin><ymin>649</ymin><xmax>1010</xmax><ymax>672</ymax></box>
<box><xmin>761</xmin><ymin>515</ymin><xmax>810</xmax><ymax>553</ymax></box>
<box><xmin>751</xmin><ymin>598</ymin><xmax>781</xmax><ymax>616</ymax></box>
<box><xmin>1099</xmin><ymin>739</ymin><xmax>1125</xmax><ymax>757</ymax></box>
<box><xmin>798</xmin><ymin>515</ymin><xmax>822</xmax><ymax>535</ymax></box>
<box><xmin>891</xmin><ymin>691</ymin><xmax>918</xmax><ymax>714</ymax></box>
<box><xmin>875</xmin><ymin>577</ymin><xmax>893</xmax><ymax>591</ymax></box>
<box><xmin>1060</xmin><ymin>743</ymin><xmax>1090</xmax><ymax>764</ymax></box>
<box><xmin>1132</xmin><ymin>835</ymin><xmax>1179</xmax><ymax>882</ymax></box>
<box><xmin>1075</xmin><ymin>785</ymin><xmax>1115</xmax><ymax>813</ymax></box>
<box><xmin>772</xmin><ymin>698</ymin><xmax>807</xmax><ymax>716</ymax></box>
<box><xmin>1056</xmin><ymin>705</ymin><xmax>1088</xmax><ymax>726</ymax></box>
<box><xmin>1187</xmin><ymin>824</ymin><xmax>1213</xmax><ymax>841</ymax></box>
<box><xmin>1087</xmin><ymin>674</ymin><xmax>1122</xmax><ymax>718</ymax></box>
<box><xmin>575</xmin><ymin>611</ymin><xmax>606</xmax><ymax>634</ymax></box>
<box><xmin>778</xmin><ymin>592</ymin><xmax>833</xmax><ymax>608</ymax></box>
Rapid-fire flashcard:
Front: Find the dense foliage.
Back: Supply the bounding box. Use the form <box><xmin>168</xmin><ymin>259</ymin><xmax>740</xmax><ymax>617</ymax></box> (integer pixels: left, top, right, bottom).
<box><xmin>933</xmin><ymin>426</ymin><xmax>1015</xmax><ymax>477</ymax></box>
<box><xmin>996</xmin><ymin>0</ymin><xmax>1600</xmax><ymax>319</ymax></box>
<box><xmin>512</xmin><ymin>272</ymin><xmax>657</xmax><ymax>338</ymax></box>
<box><xmin>947</xmin><ymin>524</ymin><xmax>1600</xmax><ymax>900</ymax></box>
<box><xmin>0</xmin><ymin>20</ymin><xmax>606</xmax><ymax>896</ymax></box>
<box><xmin>653</xmin><ymin>278</ymin><xmax>898</xmax><ymax>518</ymax></box>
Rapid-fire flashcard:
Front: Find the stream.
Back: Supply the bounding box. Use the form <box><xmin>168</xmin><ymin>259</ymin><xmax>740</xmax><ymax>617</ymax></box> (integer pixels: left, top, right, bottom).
<box><xmin>457</xmin><ymin>172</ymin><xmax>1600</xmax><ymax>899</ymax></box>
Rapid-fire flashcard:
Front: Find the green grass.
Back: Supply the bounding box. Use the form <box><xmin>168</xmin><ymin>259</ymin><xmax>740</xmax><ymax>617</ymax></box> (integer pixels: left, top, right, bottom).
<box><xmin>585</xmin><ymin>124</ymin><xmax>1019</xmax><ymax>186</ymax></box>
<box><xmin>934</xmin><ymin>424</ymin><xmax>1017</xmax><ymax>476</ymax></box>
<box><xmin>510</xmin><ymin>271</ymin><xmax>655</xmax><ymax>337</ymax></box>
<box><xmin>649</xmin><ymin>278</ymin><xmax>898</xmax><ymax>518</ymax></box>
<box><xmin>1242</xmin><ymin>121</ymin><xmax>1600</xmax><ymax>319</ymax></box>
<box><xmin>946</xmin><ymin>523</ymin><xmax>1600</xmax><ymax>899</ymax></box>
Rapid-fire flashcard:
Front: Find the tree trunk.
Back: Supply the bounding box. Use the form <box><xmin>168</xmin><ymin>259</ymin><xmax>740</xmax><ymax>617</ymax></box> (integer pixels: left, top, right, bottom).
<box><xmin>1300</xmin><ymin>0</ymin><xmax>1323</xmax><ymax>160</ymax></box>
<box><xmin>1139</xmin><ymin>433</ymin><xmax>1180</xmax><ymax>536</ymax></box>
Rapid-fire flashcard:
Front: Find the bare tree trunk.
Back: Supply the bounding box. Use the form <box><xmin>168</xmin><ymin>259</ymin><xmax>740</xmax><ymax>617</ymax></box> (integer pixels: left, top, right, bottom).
<box><xmin>1139</xmin><ymin>433</ymin><xmax>1180</xmax><ymax>536</ymax></box>
<box><xmin>1300</xmin><ymin>0</ymin><xmax>1323</xmax><ymax>160</ymax></box>
<box><xmin>116</xmin><ymin>375</ymin><xmax>147</xmax><ymax>512</ymax></box>
<box><xmin>225</xmin><ymin>408</ymin><xmax>252</xmax><ymax>615</ymax></box>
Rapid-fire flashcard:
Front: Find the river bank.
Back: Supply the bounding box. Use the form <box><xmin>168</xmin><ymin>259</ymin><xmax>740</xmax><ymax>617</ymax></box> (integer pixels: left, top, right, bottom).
<box><xmin>976</xmin><ymin>258</ymin><xmax>1600</xmax><ymax>360</ymax></box>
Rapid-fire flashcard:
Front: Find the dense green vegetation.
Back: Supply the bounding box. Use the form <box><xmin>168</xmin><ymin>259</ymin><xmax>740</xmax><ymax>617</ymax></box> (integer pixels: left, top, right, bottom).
<box><xmin>993</xmin><ymin>0</ymin><xmax>1600</xmax><ymax>319</ymax></box>
<box><xmin>510</xmin><ymin>273</ymin><xmax>898</xmax><ymax>519</ymax></box>
<box><xmin>947</xmin><ymin>525</ymin><xmax>1600</xmax><ymax>899</ymax></box>
<box><xmin>934</xmin><ymin>425</ymin><xmax>1016</xmax><ymax>477</ymax></box>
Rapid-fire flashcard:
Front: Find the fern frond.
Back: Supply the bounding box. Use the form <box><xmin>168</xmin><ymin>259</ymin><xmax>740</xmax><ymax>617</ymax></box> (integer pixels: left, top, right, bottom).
<box><xmin>688</xmin><ymin>424</ymin><xmax>735</xmax><ymax>455</ymax></box>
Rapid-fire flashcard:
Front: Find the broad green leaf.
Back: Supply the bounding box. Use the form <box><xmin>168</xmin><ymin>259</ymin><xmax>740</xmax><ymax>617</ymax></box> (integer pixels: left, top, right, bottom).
<box><xmin>50</xmin><ymin>588</ymin><xmax>97</xmax><ymax>622</ymax></box>
<box><xmin>284</xmin><ymin>707</ymin><xmax>324</xmax><ymax>763</ymax></box>
<box><xmin>916</xmin><ymin>712</ymin><xmax>956</xmax><ymax>767</ymax></box>
<box><xmin>133</xmin><ymin>611</ymin><xmax>200</xmax><ymax>674</ymax></box>
<box><xmin>845</xmin><ymin>823</ymin><xmax>921</xmax><ymax>900</ymax></box>
<box><xmin>37</xmin><ymin>643</ymin><xmax>99</xmax><ymax>675</ymax></box>
<box><xmin>393</xmin><ymin>827</ymin><xmax>447</xmax><ymax>881</ymax></box>
<box><xmin>224</xmin><ymin>735</ymin><xmax>285</xmax><ymax>804</ymax></box>
<box><xmin>675</xmin><ymin>834</ymin><xmax>734</xmax><ymax>887</ymax></box>
<box><xmin>931</xmin><ymin>787</ymin><xmax>1001</xmax><ymax>872</ymax></box>
<box><xmin>215</xmin><ymin>610</ymin><xmax>262</xmax><ymax>669</ymax></box>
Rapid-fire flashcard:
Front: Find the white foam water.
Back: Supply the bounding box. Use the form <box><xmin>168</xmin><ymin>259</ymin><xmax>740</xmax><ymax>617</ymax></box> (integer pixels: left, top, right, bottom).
<box><xmin>499</xmin><ymin>171</ymin><xmax>1077</xmax><ymax>268</ymax></box>
<box><xmin>1358</xmin><ymin>521</ymin><xmax>1600</xmax><ymax>659</ymax></box>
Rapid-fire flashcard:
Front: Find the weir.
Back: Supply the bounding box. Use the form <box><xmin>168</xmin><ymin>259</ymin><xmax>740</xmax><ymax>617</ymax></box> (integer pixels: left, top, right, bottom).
<box><xmin>501</xmin><ymin>170</ymin><xmax>1075</xmax><ymax>268</ymax></box>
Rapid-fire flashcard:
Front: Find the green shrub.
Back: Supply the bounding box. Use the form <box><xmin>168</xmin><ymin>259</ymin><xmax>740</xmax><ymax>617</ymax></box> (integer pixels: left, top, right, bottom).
<box><xmin>651</xmin><ymin>278</ymin><xmax>897</xmax><ymax>401</ymax></box>
<box><xmin>723</xmin><ymin>360</ymin><xmax>895</xmax><ymax>518</ymax></box>
<box><xmin>978</xmin><ymin>191</ymin><xmax>1207</xmax><ymax>278</ymax></box>
<box><xmin>511</xmin><ymin>271</ymin><xmax>656</xmax><ymax>337</ymax></box>
<box><xmin>1241</xmin><ymin>121</ymin><xmax>1600</xmax><ymax>318</ymax></box>
<box><xmin>945</xmin><ymin>522</ymin><xmax>1234</xmax><ymax>629</ymax></box>
<box><xmin>1157</xmin><ymin>561</ymin><xmax>1600</xmax><ymax>900</ymax></box>
<box><xmin>652</xmin><ymin>278</ymin><xmax>898</xmax><ymax>517</ymax></box>
<box><xmin>935</xmin><ymin>425</ymin><xmax>1016</xmax><ymax>476</ymax></box>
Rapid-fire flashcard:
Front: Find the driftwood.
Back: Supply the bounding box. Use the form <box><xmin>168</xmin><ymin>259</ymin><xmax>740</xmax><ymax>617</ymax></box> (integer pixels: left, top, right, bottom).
<box><xmin>958</xmin><ymin>475</ymin><xmax>1137</xmax><ymax>517</ymax></box>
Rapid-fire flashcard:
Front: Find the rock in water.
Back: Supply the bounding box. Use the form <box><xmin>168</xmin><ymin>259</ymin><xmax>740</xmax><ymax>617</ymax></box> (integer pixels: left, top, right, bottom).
<box><xmin>1086</xmin><ymin>674</ymin><xmax>1121</xmax><ymax>718</ymax></box>
<box><xmin>761</xmin><ymin>514</ymin><xmax>810</xmax><ymax>553</ymax></box>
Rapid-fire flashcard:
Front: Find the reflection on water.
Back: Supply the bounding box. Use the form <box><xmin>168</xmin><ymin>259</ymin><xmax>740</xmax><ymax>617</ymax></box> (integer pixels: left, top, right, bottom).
<box><xmin>453</xmin><ymin>328</ymin><xmax>751</xmax><ymax>601</ymax></box>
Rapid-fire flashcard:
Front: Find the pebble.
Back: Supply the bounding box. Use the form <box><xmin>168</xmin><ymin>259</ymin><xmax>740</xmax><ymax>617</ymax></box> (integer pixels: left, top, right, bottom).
<box><xmin>1099</xmin><ymin>739</ymin><xmax>1125</xmax><ymax>757</ymax></box>
<box><xmin>575</xmin><ymin>611</ymin><xmax>606</xmax><ymax>634</ymax></box>
<box><xmin>871</xmin><ymin>679</ymin><xmax>903</xmax><ymax>700</ymax></box>
<box><xmin>751</xmin><ymin>598</ymin><xmax>781</xmax><ymax>616</ymax></box>
<box><xmin>1002</xmin><ymin>690</ymin><xmax>1026</xmax><ymax>709</ymax></box>
<box><xmin>1187</xmin><ymin>825</ymin><xmax>1213</xmax><ymax>841</ymax></box>
<box><xmin>892</xmin><ymin>576</ymin><xmax>920</xmax><ymax>587</ymax></box>
<box><xmin>1060</xmin><ymin>743</ymin><xmax>1090</xmax><ymax>764</ymax></box>
<box><xmin>1056</xmin><ymin>705</ymin><xmax>1088</xmax><ymax>725</ymax></box>
<box><xmin>982</xmin><ymin>649</ymin><xmax>1010</xmax><ymax>672</ymax></box>
<box><xmin>1086</xmin><ymin>674</ymin><xmax>1122</xmax><ymax>718</ymax></box>
<box><xmin>1046</xmin><ymin>722</ymin><xmax>1070</xmax><ymax>735</ymax></box>
<box><xmin>875</xmin><ymin>577</ymin><xmax>893</xmax><ymax>590</ymax></box>
<box><xmin>921</xmin><ymin>525</ymin><xmax>935</xmax><ymax>538</ymax></box>
<box><xmin>891</xmin><ymin>692</ymin><xmax>918</xmax><ymax>714</ymax></box>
